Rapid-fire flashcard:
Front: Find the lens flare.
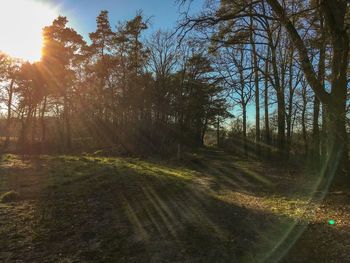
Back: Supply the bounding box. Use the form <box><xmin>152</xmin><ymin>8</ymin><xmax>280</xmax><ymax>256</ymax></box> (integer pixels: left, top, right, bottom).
<box><xmin>0</xmin><ymin>0</ymin><xmax>59</xmax><ymax>62</ymax></box>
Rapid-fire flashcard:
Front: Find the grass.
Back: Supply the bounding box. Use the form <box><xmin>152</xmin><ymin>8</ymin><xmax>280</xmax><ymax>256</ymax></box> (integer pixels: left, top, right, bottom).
<box><xmin>0</xmin><ymin>151</ymin><xmax>349</xmax><ymax>262</ymax></box>
<box><xmin>0</xmin><ymin>190</ymin><xmax>20</xmax><ymax>203</ymax></box>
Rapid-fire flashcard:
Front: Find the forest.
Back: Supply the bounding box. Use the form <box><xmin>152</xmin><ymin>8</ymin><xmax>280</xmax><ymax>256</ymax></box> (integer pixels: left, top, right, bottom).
<box><xmin>0</xmin><ymin>0</ymin><xmax>349</xmax><ymax>262</ymax></box>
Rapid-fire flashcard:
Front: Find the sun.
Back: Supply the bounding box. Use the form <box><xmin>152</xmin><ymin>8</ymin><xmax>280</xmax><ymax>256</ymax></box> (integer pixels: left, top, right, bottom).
<box><xmin>0</xmin><ymin>0</ymin><xmax>59</xmax><ymax>62</ymax></box>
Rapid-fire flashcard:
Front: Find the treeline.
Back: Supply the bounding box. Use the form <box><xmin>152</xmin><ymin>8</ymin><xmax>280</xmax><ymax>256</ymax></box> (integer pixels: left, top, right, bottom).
<box><xmin>177</xmin><ymin>0</ymin><xmax>349</xmax><ymax>182</ymax></box>
<box><xmin>0</xmin><ymin>12</ymin><xmax>229</xmax><ymax>154</ymax></box>
<box><xmin>0</xmin><ymin>0</ymin><xmax>349</xmax><ymax>175</ymax></box>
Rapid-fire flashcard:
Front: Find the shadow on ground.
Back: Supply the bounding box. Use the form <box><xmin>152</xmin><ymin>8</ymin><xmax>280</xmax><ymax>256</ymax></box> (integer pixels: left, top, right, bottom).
<box><xmin>0</xmin><ymin>151</ymin><xmax>348</xmax><ymax>262</ymax></box>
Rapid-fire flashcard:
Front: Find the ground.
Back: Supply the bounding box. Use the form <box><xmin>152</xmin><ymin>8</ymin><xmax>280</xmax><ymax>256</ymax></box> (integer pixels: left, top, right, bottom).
<box><xmin>0</xmin><ymin>150</ymin><xmax>349</xmax><ymax>263</ymax></box>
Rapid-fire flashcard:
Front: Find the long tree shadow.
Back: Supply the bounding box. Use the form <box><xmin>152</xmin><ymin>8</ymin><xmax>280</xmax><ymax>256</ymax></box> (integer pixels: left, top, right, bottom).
<box><xmin>0</xmin><ymin>153</ymin><xmax>347</xmax><ymax>262</ymax></box>
<box><xmin>181</xmin><ymin>149</ymin><xmax>300</xmax><ymax>198</ymax></box>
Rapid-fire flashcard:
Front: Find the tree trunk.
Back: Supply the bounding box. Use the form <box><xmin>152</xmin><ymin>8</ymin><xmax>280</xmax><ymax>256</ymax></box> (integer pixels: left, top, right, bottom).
<box><xmin>32</xmin><ymin>106</ymin><xmax>37</xmax><ymax>144</ymax></box>
<box><xmin>324</xmin><ymin>98</ymin><xmax>348</xmax><ymax>185</ymax></box>
<box><xmin>326</xmin><ymin>26</ymin><xmax>349</xmax><ymax>177</ymax></box>
<box><xmin>301</xmin><ymin>85</ymin><xmax>308</xmax><ymax>155</ymax></box>
<box><xmin>20</xmin><ymin>107</ymin><xmax>33</xmax><ymax>148</ymax></box>
<box><xmin>321</xmin><ymin>105</ymin><xmax>328</xmax><ymax>161</ymax></box>
<box><xmin>264</xmin><ymin>55</ymin><xmax>270</xmax><ymax>145</ymax></box>
<box><xmin>243</xmin><ymin>104</ymin><xmax>247</xmax><ymax>155</ymax></box>
<box><xmin>277</xmin><ymin>89</ymin><xmax>286</xmax><ymax>154</ymax></box>
<box><xmin>267</xmin><ymin>0</ymin><xmax>349</xmax><ymax>184</ymax></box>
<box><xmin>312</xmin><ymin>95</ymin><xmax>320</xmax><ymax>161</ymax></box>
<box><xmin>312</xmin><ymin>9</ymin><xmax>325</xmax><ymax>167</ymax></box>
<box><xmin>64</xmin><ymin>95</ymin><xmax>72</xmax><ymax>151</ymax></box>
<box><xmin>286</xmin><ymin>48</ymin><xmax>295</xmax><ymax>156</ymax></box>
<box><xmin>217</xmin><ymin>117</ymin><xmax>220</xmax><ymax>147</ymax></box>
<box><xmin>5</xmin><ymin>78</ymin><xmax>15</xmax><ymax>148</ymax></box>
<box><xmin>250</xmin><ymin>3</ymin><xmax>260</xmax><ymax>155</ymax></box>
<box><xmin>41</xmin><ymin>96</ymin><xmax>47</xmax><ymax>143</ymax></box>
<box><xmin>270</xmin><ymin>44</ymin><xmax>285</xmax><ymax>154</ymax></box>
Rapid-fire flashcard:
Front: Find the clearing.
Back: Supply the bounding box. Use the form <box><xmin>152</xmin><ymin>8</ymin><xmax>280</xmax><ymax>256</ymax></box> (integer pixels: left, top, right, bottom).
<box><xmin>0</xmin><ymin>150</ymin><xmax>349</xmax><ymax>262</ymax></box>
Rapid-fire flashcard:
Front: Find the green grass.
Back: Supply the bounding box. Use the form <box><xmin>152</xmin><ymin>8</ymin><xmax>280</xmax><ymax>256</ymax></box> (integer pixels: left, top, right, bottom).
<box><xmin>0</xmin><ymin>152</ymin><xmax>349</xmax><ymax>262</ymax></box>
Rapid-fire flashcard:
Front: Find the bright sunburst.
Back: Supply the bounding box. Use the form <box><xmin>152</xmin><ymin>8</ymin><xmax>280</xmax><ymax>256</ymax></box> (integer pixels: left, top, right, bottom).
<box><xmin>0</xmin><ymin>0</ymin><xmax>59</xmax><ymax>62</ymax></box>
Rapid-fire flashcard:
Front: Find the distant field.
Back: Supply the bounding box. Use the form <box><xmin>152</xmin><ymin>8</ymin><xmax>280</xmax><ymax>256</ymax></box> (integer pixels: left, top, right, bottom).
<box><xmin>0</xmin><ymin>150</ymin><xmax>349</xmax><ymax>262</ymax></box>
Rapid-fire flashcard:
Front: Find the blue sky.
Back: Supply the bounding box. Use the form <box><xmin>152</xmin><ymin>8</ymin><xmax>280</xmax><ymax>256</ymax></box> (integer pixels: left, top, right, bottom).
<box><xmin>43</xmin><ymin>0</ymin><xmax>259</xmax><ymax>123</ymax></box>
<box><xmin>48</xmin><ymin>0</ymin><xmax>203</xmax><ymax>40</ymax></box>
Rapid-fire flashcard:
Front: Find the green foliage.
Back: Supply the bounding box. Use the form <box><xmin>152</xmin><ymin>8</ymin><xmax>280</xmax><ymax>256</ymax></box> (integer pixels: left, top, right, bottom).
<box><xmin>89</xmin><ymin>10</ymin><xmax>115</xmax><ymax>56</ymax></box>
<box><xmin>0</xmin><ymin>10</ymin><xmax>233</xmax><ymax>154</ymax></box>
<box><xmin>42</xmin><ymin>16</ymin><xmax>86</xmax><ymax>94</ymax></box>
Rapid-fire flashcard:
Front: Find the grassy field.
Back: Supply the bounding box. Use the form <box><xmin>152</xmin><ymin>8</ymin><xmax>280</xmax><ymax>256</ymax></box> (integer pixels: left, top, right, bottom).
<box><xmin>0</xmin><ymin>150</ymin><xmax>349</xmax><ymax>262</ymax></box>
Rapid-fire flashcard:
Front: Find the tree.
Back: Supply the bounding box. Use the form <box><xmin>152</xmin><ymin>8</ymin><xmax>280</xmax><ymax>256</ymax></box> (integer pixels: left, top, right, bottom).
<box><xmin>88</xmin><ymin>10</ymin><xmax>116</xmax><ymax>120</ymax></box>
<box><xmin>147</xmin><ymin>30</ymin><xmax>178</xmax><ymax>123</ymax></box>
<box><xmin>266</xmin><ymin>0</ymin><xmax>349</xmax><ymax>182</ymax></box>
<box><xmin>215</xmin><ymin>45</ymin><xmax>253</xmax><ymax>153</ymax></box>
<box><xmin>42</xmin><ymin>16</ymin><xmax>86</xmax><ymax>150</ymax></box>
<box><xmin>16</xmin><ymin>62</ymin><xmax>46</xmax><ymax>146</ymax></box>
<box><xmin>249</xmin><ymin>1</ymin><xmax>261</xmax><ymax>153</ymax></box>
<box><xmin>0</xmin><ymin>55</ymin><xmax>19</xmax><ymax>147</ymax></box>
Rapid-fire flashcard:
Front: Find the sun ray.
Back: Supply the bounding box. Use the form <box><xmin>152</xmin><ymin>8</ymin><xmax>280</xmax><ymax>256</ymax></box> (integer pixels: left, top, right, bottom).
<box><xmin>0</xmin><ymin>0</ymin><xmax>59</xmax><ymax>62</ymax></box>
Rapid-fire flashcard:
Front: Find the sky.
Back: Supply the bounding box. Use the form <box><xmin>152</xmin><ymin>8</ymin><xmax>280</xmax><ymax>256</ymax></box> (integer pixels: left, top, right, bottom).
<box><xmin>0</xmin><ymin>0</ymin><xmax>203</xmax><ymax>62</ymax></box>
<box><xmin>45</xmin><ymin>0</ymin><xmax>258</xmax><ymax>123</ymax></box>
<box><xmin>0</xmin><ymin>0</ymin><xmax>257</xmax><ymax>122</ymax></box>
<box><xmin>50</xmin><ymin>0</ymin><xmax>258</xmax><ymax>122</ymax></box>
<box><xmin>48</xmin><ymin>0</ymin><xmax>203</xmax><ymax>40</ymax></box>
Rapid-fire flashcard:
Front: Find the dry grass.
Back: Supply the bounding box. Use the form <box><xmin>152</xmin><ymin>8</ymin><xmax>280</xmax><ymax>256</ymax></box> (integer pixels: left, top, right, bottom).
<box><xmin>0</xmin><ymin>150</ymin><xmax>349</xmax><ymax>262</ymax></box>
<box><xmin>0</xmin><ymin>190</ymin><xmax>20</xmax><ymax>203</ymax></box>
